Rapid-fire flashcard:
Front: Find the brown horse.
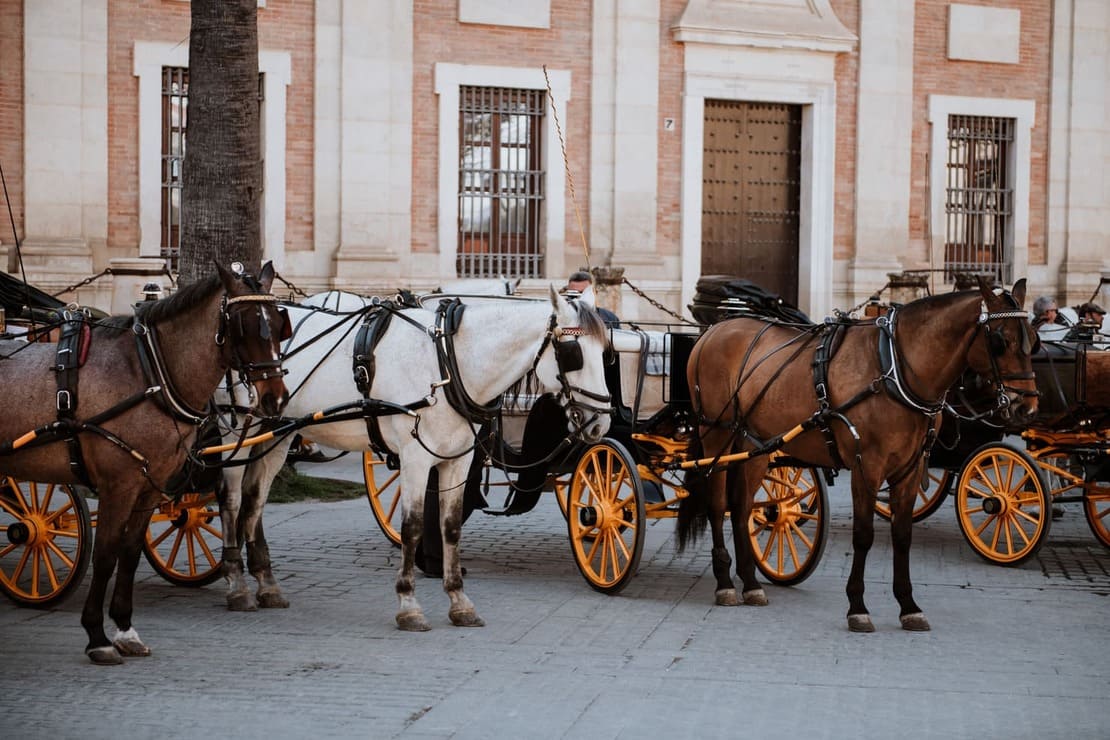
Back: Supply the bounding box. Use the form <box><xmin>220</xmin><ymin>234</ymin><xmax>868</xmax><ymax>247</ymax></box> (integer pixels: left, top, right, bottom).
<box><xmin>678</xmin><ymin>278</ymin><xmax>1038</xmax><ymax>631</ymax></box>
<box><xmin>0</xmin><ymin>262</ymin><xmax>289</xmax><ymax>663</ymax></box>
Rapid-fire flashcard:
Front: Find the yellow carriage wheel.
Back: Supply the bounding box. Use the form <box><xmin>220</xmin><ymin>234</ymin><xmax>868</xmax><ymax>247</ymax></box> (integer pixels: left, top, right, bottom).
<box><xmin>875</xmin><ymin>467</ymin><xmax>952</xmax><ymax>522</ymax></box>
<box><xmin>749</xmin><ymin>466</ymin><xmax>829</xmax><ymax>586</ymax></box>
<box><xmin>143</xmin><ymin>492</ymin><xmax>224</xmax><ymax>586</ymax></box>
<box><xmin>0</xmin><ymin>477</ymin><xmax>92</xmax><ymax>607</ymax></box>
<box><xmin>566</xmin><ymin>439</ymin><xmax>645</xmax><ymax>594</ymax></box>
<box><xmin>1083</xmin><ymin>481</ymin><xmax>1110</xmax><ymax>549</ymax></box>
<box><xmin>955</xmin><ymin>443</ymin><xmax>1051</xmax><ymax>566</ymax></box>
<box><xmin>364</xmin><ymin>451</ymin><xmax>402</xmax><ymax>547</ymax></box>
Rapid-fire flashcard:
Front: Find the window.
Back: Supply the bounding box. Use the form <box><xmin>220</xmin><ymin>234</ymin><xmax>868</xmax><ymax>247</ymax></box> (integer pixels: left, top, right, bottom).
<box><xmin>457</xmin><ymin>86</ymin><xmax>545</xmax><ymax>278</ymax></box>
<box><xmin>943</xmin><ymin>115</ymin><xmax>1014</xmax><ymax>284</ymax></box>
<box><xmin>160</xmin><ymin>66</ymin><xmax>188</xmax><ymax>265</ymax></box>
<box><xmin>158</xmin><ymin>68</ymin><xmax>265</xmax><ymax>269</ymax></box>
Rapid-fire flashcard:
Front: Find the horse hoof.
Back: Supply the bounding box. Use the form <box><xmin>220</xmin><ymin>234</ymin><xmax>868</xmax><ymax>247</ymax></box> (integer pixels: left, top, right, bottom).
<box><xmin>715</xmin><ymin>588</ymin><xmax>740</xmax><ymax>606</ymax></box>
<box><xmin>449</xmin><ymin>609</ymin><xmax>485</xmax><ymax>628</ymax></box>
<box><xmin>257</xmin><ymin>591</ymin><xmax>290</xmax><ymax>609</ymax></box>
<box><xmin>900</xmin><ymin>612</ymin><xmax>931</xmax><ymax>632</ymax></box>
<box><xmin>112</xmin><ymin>628</ymin><xmax>151</xmax><ymax>657</ymax></box>
<box><xmin>113</xmin><ymin>638</ymin><xmax>151</xmax><ymax>657</ymax></box>
<box><xmin>742</xmin><ymin>589</ymin><xmax>769</xmax><ymax>606</ymax></box>
<box><xmin>396</xmin><ymin>610</ymin><xmax>432</xmax><ymax>632</ymax></box>
<box><xmin>227</xmin><ymin>592</ymin><xmax>258</xmax><ymax>612</ymax></box>
<box><xmin>848</xmin><ymin>614</ymin><xmax>875</xmax><ymax>633</ymax></box>
<box><xmin>86</xmin><ymin>646</ymin><xmax>124</xmax><ymax>665</ymax></box>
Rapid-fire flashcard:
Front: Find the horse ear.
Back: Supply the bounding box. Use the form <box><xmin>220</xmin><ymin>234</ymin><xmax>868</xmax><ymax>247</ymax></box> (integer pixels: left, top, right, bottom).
<box><xmin>214</xmin><ymin>261</ymin><xmax>238</xmax><ymax>293</ymax></box>
<box><xmin>550</xmin><ymin>284</ymin><xmax>569</xmax><ymax>313</ymax></box>
<box><xmin>1010</xmin><ymin>278</ymin><xmax>1027</xmax><ymax>308</ymax></box>
<box><xmin>976</xmin><ymin>275</ymin><xmax>995</xmax><ymax>302</ymax></box>
<box><xmin>259</xmin><ymin>261</ymin><xmax>276</xmax><ymax>293</ymax></box>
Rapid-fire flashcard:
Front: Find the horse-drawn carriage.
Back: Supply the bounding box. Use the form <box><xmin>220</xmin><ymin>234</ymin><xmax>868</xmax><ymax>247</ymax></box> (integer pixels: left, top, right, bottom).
<box><xmin>363</xmin><ymin>292</ymin><xmax>831</xmax><ymax>595</ymax></box>
<box><xmin>363</xmin><ymin>273</ymin><xmax>1038</xmax><ymax>636</ymax></box>
<box><xmin>0</xmin><ymin>263</ymin><xmax>1043</xmax><ymax>656</ymax></box>
<box><xmin>875</xmin><ymin>329</ymin><xmax>1110</xmax><ymax>565</ymax></box>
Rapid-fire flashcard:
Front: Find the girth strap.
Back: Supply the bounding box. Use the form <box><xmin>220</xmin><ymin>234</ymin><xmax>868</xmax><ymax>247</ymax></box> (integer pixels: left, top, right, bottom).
<box><xmin>52</xmin><ymin>312</ymin><xmax>93</xmax><ymax>486</ymax></box>
<box><xmin>810</xmin><ymin>321</ymin><xmax>850</xmax><ymax>469</ymax></box>
<box><xmin>353</xmin><ymin>303</ymin><xmax>399</xmax><ymax>467</ymax></box>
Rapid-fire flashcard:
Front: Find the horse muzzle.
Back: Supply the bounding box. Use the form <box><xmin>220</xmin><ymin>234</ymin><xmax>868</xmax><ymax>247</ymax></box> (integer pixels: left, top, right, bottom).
<box><xmin>566</xmin><ymin>404</ymin><xmax>611</xmax><ymax>443</ymax></box>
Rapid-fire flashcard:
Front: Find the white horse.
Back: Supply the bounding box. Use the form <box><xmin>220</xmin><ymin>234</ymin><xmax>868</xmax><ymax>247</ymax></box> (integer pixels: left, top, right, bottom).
<box><xmin>219</xmin><ymin>287</ymin><xmax>612</xmax><ymax>630</ymax></box>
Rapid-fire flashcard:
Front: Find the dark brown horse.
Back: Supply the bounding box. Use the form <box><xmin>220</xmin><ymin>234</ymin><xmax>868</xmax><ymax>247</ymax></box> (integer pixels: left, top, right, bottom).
<box><xmin>0</xmin><ymin>262</ymin><xmax>289</xmax><ymax>663</ymax></box>
<box><xmin>678</xmin><ymin>278</ymin><xmax>1038</xmax><ymax>631</ymax></box>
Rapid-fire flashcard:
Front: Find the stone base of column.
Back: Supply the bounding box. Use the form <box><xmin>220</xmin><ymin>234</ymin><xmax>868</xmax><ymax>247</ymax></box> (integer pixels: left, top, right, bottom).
<box><xmin>107</xmin><ymin>257</ymin><xmax>170</xmax><ymax>314</ymax></box>
<box><xmin>332</xmin><ymin>247</ymin><xmax>401</xmax><ymax>293</ymax></box>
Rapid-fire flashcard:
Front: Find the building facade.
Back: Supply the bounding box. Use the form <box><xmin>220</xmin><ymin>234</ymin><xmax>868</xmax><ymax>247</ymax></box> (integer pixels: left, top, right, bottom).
<box><xmin>1</xmin><ymin>0</ymin><xmax>1107</xmax><ymax>319</ymax></box>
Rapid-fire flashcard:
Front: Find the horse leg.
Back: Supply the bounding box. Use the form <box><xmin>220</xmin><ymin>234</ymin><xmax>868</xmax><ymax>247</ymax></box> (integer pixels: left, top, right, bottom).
<box><xmin>395</xmin><ymin>458</ymin><xmax>431</xmax><ymax>632</ymax></box>
<box><xmin>81</xmin><ymin>485</ymin><xmax>139</xmax><ymax>664</ymax></box>
<box><xmin>889</xmin><ymin>476</ymin><xmax>930</xmax><ymax>631</ymax></box>
<box><xmin>218</xmin><ymin>466</ymin><xmax>256</xmax><ymax>611</ymax></box>
<box><xmin>107</xmin><ymin>497</ymin><xmax>158</xmax><ymax>658</ymax></box>
<box><xmin>702</xmin><ymin>430</ymin><xmax>740</xmax><ymax>606</ymax></box>
<box><xmin>846</xmin><ymin>473</ymin><xmax>880</xmax><ymax>632</ymax></box>
<box><xmin>240</xmin><ymin>452</ymin><xmax>289</xmax><ymax>608</ymax></box>
<box><xmin>438</xmin><ymin>456</ymin><xmax>483</xmax><ymax>627</ymax></box>
<box><xmin>730</xmin><ymin>461</ymin><xmax>770</xmax><ymax>606</ymax></box>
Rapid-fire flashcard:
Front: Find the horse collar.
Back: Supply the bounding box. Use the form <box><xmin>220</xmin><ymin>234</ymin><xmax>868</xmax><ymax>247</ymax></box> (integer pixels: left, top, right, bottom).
<box><xmin>876</xmin><ymin>309</ymin><xmax>945</xmax><ymax>415</ymax></box>
<box><xmin>133</xmin><ymin>318</ymin><xmax>210</xmax><ymax>424</ymax></box>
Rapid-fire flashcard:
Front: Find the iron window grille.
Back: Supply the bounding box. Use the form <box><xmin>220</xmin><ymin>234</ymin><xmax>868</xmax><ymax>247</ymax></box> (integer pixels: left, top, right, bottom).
<box><xmin>943</xmin><ymin>114</ymin><xmax>1014</xmax><ymax>284</ymax></box>
<box><xmin>457</xmin><ymin>86</ymin><xmax>545</xmax><ymax>279</ymax></box>
<box><xmin>159</xmin><ymin>68</ymin><xmax>265</xmax><ymax>269</ymax></box>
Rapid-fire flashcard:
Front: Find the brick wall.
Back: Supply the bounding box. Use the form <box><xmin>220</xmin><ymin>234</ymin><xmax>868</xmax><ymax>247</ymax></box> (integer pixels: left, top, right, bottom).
<box><xmin>411</xmin><ymin>0</ymin><xmax>593</xmax><ymax>263</ymax></box>
<box><xmin>105</xmin><ymin>0</ymin><xmax>314</xmax><ymax>259</ymax></box>
<box><xmin>910</xmin><ymin>0</ymin><xmax>1051</xmax><ymax>266</ymax></box>
<box><xmin>831</xmin><ymin>0</ymin><xmax>860</xmax><ymax>262</ymax></box>
<box><xmin>0</xmin><ymin>0</ymin><xmax>24</xmax><ymax>258</ymax></box>
<box><xmin>658</xmin><ymin>1</ymin><xmax>685</xmax><ymax>260</ymax></box>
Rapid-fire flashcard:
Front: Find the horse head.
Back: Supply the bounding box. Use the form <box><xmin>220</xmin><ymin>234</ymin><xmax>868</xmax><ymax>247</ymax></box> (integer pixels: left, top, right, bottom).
<box><xmin>215</xmin><ymin>261</ymin><xmax>291</xmax><ymax>417</ymax></box>
<box><xmin>966</xmin><ymin>277</ymin><xmax>1039</xmax><ymax>424</ymax></box>
<box><xmin>532</xmin><ymin>287</ymin><xmax>612</xmax><ymax>443</ymax></box>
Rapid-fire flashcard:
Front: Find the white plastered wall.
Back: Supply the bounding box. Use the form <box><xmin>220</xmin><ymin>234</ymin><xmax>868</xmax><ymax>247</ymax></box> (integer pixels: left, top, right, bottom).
<box><xmin>848</xmin><ymin>0</ymin><xmax>916</xmax><ymax>307</ymax></box>
<box><xmin>1046</xmin><ymin>0</ymin><xmax>1110</xmax><ymax>305</ymax></box>
<box><xmin>20</xmin><ymin>0</ymin><xmax>106</xmax><ymax>293</ymax></box>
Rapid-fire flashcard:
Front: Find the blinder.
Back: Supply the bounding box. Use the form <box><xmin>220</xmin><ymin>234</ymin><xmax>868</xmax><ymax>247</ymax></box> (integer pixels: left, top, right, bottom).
<box><xmin>987</xmin><ymin>329</ymin><xmax>1006</xmax><ymax>357</ymax></box>
<box><xmin>278</xmin><ymin>306</ymin><xmax>292</xmax><ymax>341</ymax></box>
<box><xmin>554</xmin><ymin>336</ymin><xmax>584</xmax><ymax>373</ymax></box>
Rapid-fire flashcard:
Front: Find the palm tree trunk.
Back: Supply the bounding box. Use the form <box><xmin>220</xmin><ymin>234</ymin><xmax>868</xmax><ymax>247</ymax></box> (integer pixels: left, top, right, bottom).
<box><xmin>179</xmin><ymin>0</ymin><xmax>261</xmax><ymax>286</ymax></box>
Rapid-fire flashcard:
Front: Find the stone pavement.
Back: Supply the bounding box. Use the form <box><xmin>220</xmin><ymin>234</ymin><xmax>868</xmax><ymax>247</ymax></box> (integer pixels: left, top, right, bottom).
<box><xmin>1</xmin><ymin>454</ymin><xmax>1108</xmax><ymax>739</ymax></box>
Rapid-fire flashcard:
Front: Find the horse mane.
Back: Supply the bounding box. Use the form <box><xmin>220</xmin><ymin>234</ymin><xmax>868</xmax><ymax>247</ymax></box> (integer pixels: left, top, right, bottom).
<box><xmin>501</xmin><ymin>300</ymin><xmax>607</xmax><ymax>410</ymax></box>
<box><xmin>571</xmin><ymin>300</ymin><xmax>607</xmax><ymax>342</ymax></box>
<box><xmin>94</xmin><ymin>275</ymin><xmax>223</xmax><ymax>336</ymax></box>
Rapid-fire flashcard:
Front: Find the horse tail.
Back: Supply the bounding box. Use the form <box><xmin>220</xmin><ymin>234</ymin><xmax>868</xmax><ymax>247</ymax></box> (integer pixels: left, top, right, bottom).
<box><xmin>676</xmin><ymin>432</ymin><xmax>709</xmax><ymax>553</ymax></box>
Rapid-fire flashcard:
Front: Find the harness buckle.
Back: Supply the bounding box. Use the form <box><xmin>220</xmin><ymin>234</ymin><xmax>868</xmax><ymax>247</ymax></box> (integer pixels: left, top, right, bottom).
<box><xmin>57</xmin><ymin>389</ymin><xmax>73</xmax><ymax>412</ymax></box>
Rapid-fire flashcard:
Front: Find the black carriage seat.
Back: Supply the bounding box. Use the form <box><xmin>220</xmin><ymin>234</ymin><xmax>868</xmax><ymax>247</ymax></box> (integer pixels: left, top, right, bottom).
<box><xmin>1031</xmin><ymin>340</ymin><xmax>1110</xmax><ymax>431</ymax></box>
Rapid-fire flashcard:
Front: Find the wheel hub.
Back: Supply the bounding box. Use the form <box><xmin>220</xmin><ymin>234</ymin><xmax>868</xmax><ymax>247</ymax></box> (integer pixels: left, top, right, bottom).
<box><xmin>5</xmin><ymin>519</ymin><xmax>40</xmax><ymax>548</ymax></box>
<box><xmin>578</xmin><ymin>506</ymin><xmax>598</xmax><ymax>528</ymax></box>
<box><xmin>982</xmin><ymin>496</ymin><xmax>1006</xmax><ymax>515</ymax></box>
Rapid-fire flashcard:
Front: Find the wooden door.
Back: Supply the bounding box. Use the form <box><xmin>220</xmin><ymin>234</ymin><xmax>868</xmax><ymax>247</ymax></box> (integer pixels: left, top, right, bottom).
<box><xmin>702</xmin><ymin>100</ymin><xmax>801</xmax><ymax>304</ymax></box>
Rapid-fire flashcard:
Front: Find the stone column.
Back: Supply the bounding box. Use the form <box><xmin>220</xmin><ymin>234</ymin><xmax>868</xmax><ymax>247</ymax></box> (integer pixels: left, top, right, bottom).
<box><xmin>20</xmin><ymin>0</ymin><xmax>106</xmax><ymax>291</ymax></box>
<box><xmin>590</xmin><ymin>0</ymin><xmax>661</xmax><ymax>277</ymax></box>
<box><xmin>590</xmin><ymin>265</ymin><xmax>625</xmax><ymax>317</ymax></box>
<box><xmin>330</xmin><ymin>0</ymin><xmax>413</xmax><ymax>289</ymax></box>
